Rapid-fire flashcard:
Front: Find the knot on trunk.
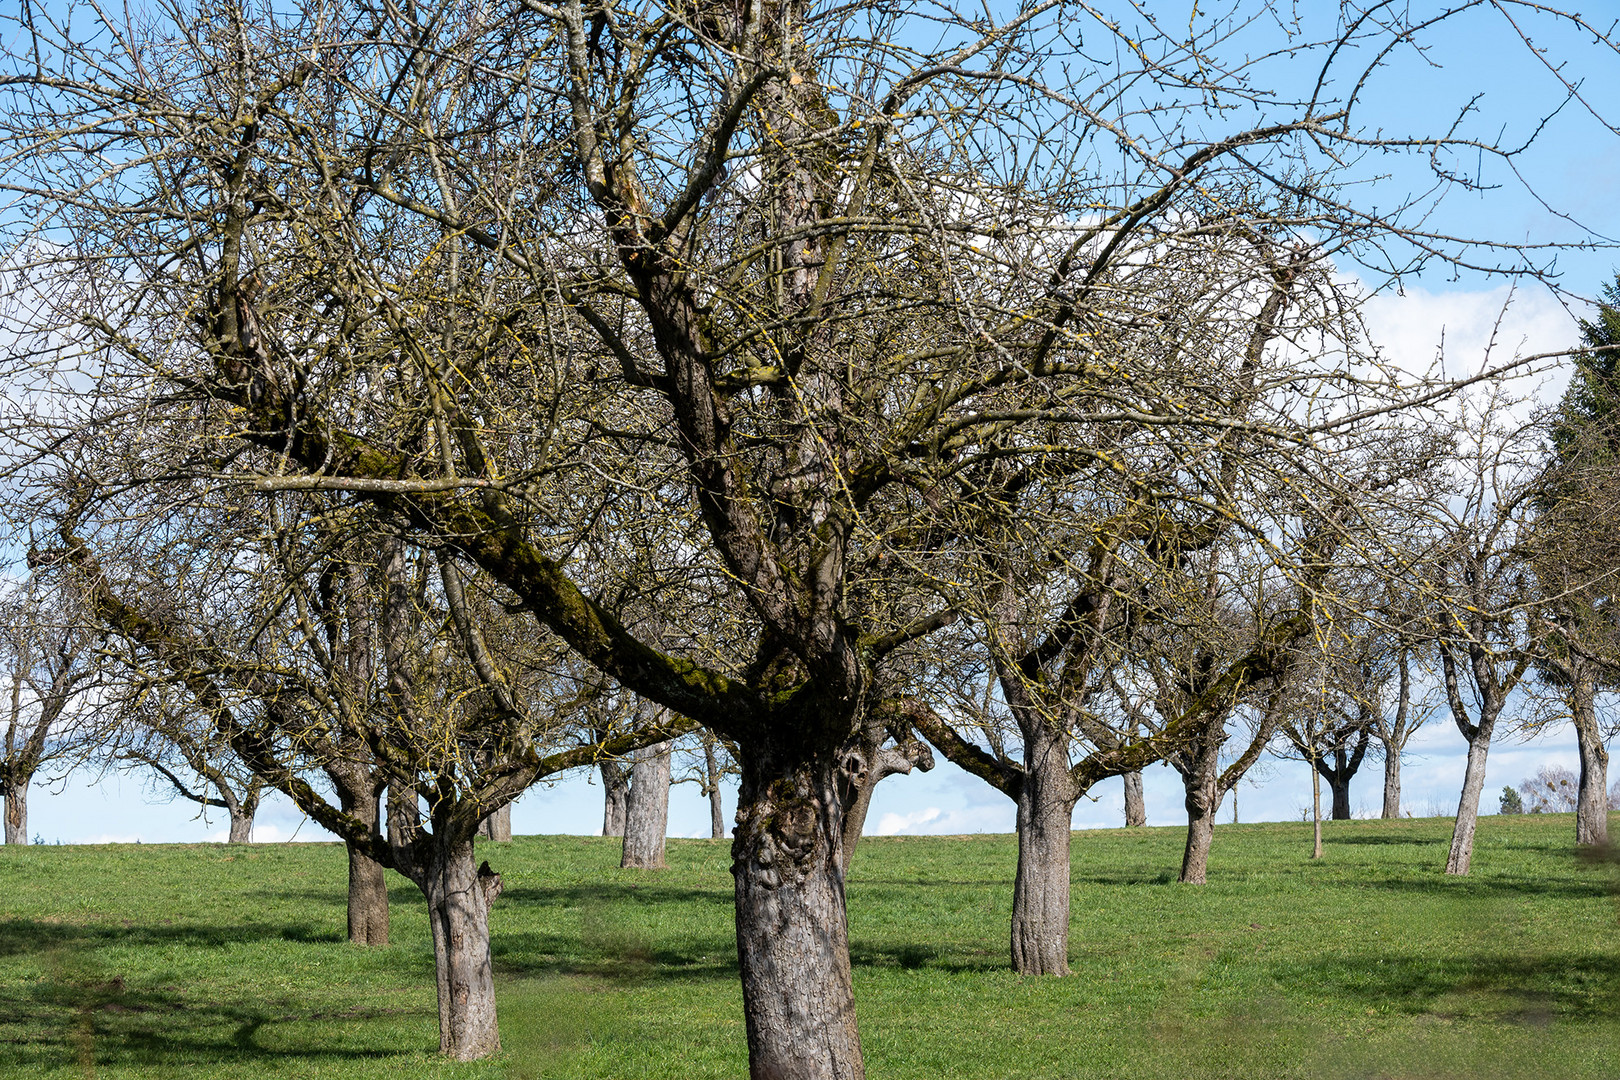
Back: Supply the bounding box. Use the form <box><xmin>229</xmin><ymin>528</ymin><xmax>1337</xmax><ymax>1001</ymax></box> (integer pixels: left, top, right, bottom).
<box><xmin>477</xmin><ymin>860</ymin><xmax>503</xmax><ymax>908</ymax></box>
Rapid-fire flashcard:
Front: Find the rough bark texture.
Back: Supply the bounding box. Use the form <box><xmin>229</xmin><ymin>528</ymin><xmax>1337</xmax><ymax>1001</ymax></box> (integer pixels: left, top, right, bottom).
<box><xmin>424</xmin><ymin>838</ymin><xmax>502</xmax><ymax>1060</ymax></box>
<box><xmin>1380</xmin><ymin>745</ymin><xmax>1402</xmax><ymax>820</ymax></box>
<box><xmin>731</xmin><ymin>747</ymin><xmax>863</xmax><ymax>1080</ymax></box>
<box><xmin>227</xmin><ymin>803</ymin><xmax>253</xmax><ymax>844</ymax></box>
<box><xmin>621</xmin><ymin>740</ymin><xmax>672</xmax><ymax>869</ymax></box>
<box><xmin>477</xmin><ymin>803</ymin><xmax>513</xmax><ymax>842</ymax></box>
<box><xmin>838</xmin><ymin>726</ymin><xmax>935</xmax><ymax>870</ymax></box>
<box><xmin>1446</xmin><ymin>731</ymin><xmax>1492</xmax><ymax>875</ymax></box>
<box><xmin>1010</xmin><ymin>746</ymin><xmax>1076</xmax><ymax>975</ymax></box>
<box><xmin>1571</xmin><ymin>670</ymin><xmax>1610</xmax><ymax>847</ymax></box>
<box><xmin>601</xmin><ymin>759</ymin><xmax>629</xmax><ymax>838</ymax></box>
<box><xmin>1123</xmin><ymin>770</ymin><xmax>1146</xmax><ymax>827</ymax></box>
<box><xmin>348</xmin><ymin>840</ymin><xmax>391</xmax><ymax>946</ymax></box>
<box><xmin>387</xmin><ymin>781</ymin><xmax>420</xmax><ymax>850</ymax></box>
<box><xmin>3</xmin><ymin>782</ymin><xmax>25</xmax><ymax>844</ymax></box>
<box><xmin>1328</xmin><ymin>770</ymin><xmax>1352</xmax><ymax>822</ymax></box>
<box><xmin>1180</xmin><ymin>768</ymin><xmax>1219</xmax><ymax>885</ymax></box>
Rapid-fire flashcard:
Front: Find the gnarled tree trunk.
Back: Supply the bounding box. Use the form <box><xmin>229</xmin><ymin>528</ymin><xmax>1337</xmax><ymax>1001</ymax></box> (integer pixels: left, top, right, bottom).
<box><xmin>422</xmin><ymin>837</ymin><xmax>502</xmax><ymax>1060</ymax></box>
<box><xmin>1571</xmin><ymin>667</ymin><xmax>1609</xmax><ymax>847</ymax></box>
<box><xmin>1123</xmin><ymin>770</ymin><xmax>1146</xmax><ymax>827</ymax></box>
<box><xmin>227</xmin><ymin>803</ymin><xmax>254</xmax><ymax>844</ymax></box>
<box><xmin>621</xmin><ymin>740</ymin><xmax>672</xmax><ymax>869</ymax></box>
<box><xmin>1010</xmin><ymin>745</ymin><xmax>1077</xmax><ymax>975</ymax></box>
<box><xmin>1179</xmin><ymin>764</ymin><xmax>1220</xmax><ymax>884</ymax></box>
<box><xmin>838</xmin><ymin>724</ymin><xmax>934</xmax><ymax>870</ymax></box>
<box><xmin>732</xmin><ymin>745</ymin><xmax>862</xmax><ymax>1080</ymax></box>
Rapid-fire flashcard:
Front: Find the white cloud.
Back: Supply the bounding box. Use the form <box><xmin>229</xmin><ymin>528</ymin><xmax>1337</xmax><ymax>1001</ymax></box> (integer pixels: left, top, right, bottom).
<box><xmin>201</xmin><ymin>821</ymin><xmax>300</xmax><ymax>844</ymax></box>
<box><xmin>72</xmin><ymin>833</ymin><xmax>144</xmax><ymax>844</ymax></box>
<box><xmin>872</xmin><ymin>804</ymin><xmax>1013</xmax><ymax>836</ymax></box>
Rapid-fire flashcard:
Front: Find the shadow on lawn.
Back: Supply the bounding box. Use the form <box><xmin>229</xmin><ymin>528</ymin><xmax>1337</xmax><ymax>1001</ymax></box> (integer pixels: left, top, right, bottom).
<box><xmin>1289</xmin><ymin>950</ymin><xmax>1620</xmax><ymax>1021</ymax></box>
<box><xmin>0</xmin><ymin>917</ymin><xmax>346</xmax><ymax>954</ymax></box>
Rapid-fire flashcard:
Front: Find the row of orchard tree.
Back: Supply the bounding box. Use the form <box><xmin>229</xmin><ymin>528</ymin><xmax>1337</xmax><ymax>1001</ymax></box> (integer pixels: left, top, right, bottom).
<box><xmin>0</xmin><ymin>2</ymin><xmax>1617</xmax><ymax>1076</ymax></box>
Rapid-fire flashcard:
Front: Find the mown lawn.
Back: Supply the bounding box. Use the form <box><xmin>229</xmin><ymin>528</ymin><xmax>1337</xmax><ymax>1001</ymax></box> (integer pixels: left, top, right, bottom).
<box><xmin>2</xmin><ymin>813</ymin><xmax>1617</xmax><ymax>1078</ymax></box>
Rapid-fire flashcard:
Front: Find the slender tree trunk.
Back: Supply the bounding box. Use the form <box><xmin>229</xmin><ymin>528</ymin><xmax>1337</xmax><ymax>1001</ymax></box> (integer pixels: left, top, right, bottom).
<box><xmin>477</xmin><ymin>803</ymin><xmax>513</xmax><ymax>842</ymax></box>
<box><xmin>1446</xmin><ymin>725</ymin><xmax>1494</xmax><ymax>875</ymax></box>
<box><xmin>621</xmin><ymin>740</ymin><xmax>672</xmax><ymax>869</ymax></box>
<box><xmin>601</xmin><ymin>759</ymin><xmax>628</xmax><ymax>838</ymax></box>
<box><xmin>731</xmin><ymin>744</ymin><xmax>863</xmax><ymax>1080</ymax></box>
<box><xmin>1380</xmin><ymin>740</ymin><xmax>1402</xmax><ymax>819</ymax></box>
<box><xmin>4</xmin><ymin>779</ymin><xmax>26</xmax><ymax>845</ymax></box>
<box><xmin>1122</xmin><ymin>770</ymin><xmax>1146</xmax><ymax>827</ymax></box>
<box><xmin>422</xmin><ymin>837</ymin><xmax>502</xmax><ymax>1060</ymax></box>
<box><xmin>705</xmin><ymin>739</ymin><xmax>726</xmax><ymax>839</ymax></box>
<box><xmin>838</xmin><ymin>728</ymin><xmax>934</xmax><ymax>870</ymax></box>
<box><xmin>1571</xmin><ymin>670</ymin><xmax>1609</xmax><ymax>847</ymax></box>
<box><xmin>1310</xmin><ymin>755</ymin><xmax>1323</xmax><ymax>859</ymax></box>
<box><xmin>1009</xmin><ymin>752</ymin><xmax>1076</xmax><ymax>975</ymax></box>
<box><xmin>1178</xmin><ymin>730</ymin><xmax>1223</xmax><ymax>884</ymax></box>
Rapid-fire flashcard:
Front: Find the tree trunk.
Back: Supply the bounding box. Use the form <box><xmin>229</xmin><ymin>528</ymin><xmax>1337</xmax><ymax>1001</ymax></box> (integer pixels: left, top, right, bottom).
<box><xmin>1311</xmin><ymin>755</ymin><xmax>1324</xmax><ymax>859</ymax></box>
<box><xmin>1571</xmin><ymin>671</ymin><xmax>1610</xmax><ymax>847</ymax></box>
<box><xmin>4</xmin><ymin>780</ymin><xmax>26</xmax><ymax>844</ymax></box>
<box><xmin>1122</xmin><ymin>770</ymin><xmax>1146</xmax><ymax>827</ymax></box>
<box><xmin>601</xmin><ymin>758</ymin><xmax>628</xmax><ymax>838</ymax></box>
<box><xmin>621</xmin><ymin>740</ymin><xmax>672</xmax><ymax>869</ymax></box>
<box><xmin>1009</xmin><ymin>754</ymin><xmax>1076</xmax><ymax>976</ymax></box>
<box><xmin>731</xmin><ymin>745</ymin><xmax>863</xmax><ymax>1080</ymax></box>
<box><xmin>387</xmin><ymin>781</ymin><xmax>420</xmax><ymax>850</ymax></box>
<box><xmin>706</xmin><ymin>739</ymin><xmax>727</xmax><ymax>839</ymax></box>
<box><xmin>227</xmin><ymin>803</ymin><xmax>253</xmax><ymax>844</ymax></box>
<box><xmin>477</xmin><ymin>802</ymin><xmax>513</xmax><ymax>842</ymax></box>
<box><xmin>1446</xmin><ymin>727</ymin><xmax>1493</xmax><ymax>875</ymax></box>
<box><xmin>422</xmin><ymin>837</ymin><xmax>502</xmax><ymax>1060</ymax></box>
<box><xmin>1329</xmin><ymin>769</ymin><xmax>1352</xmax><ymax>821</ymax></box>
<box><xmin>837</xmin><ymin>727</ymin><xmax>934</xmax><ymax>871</ymax></box>
<box><xmin>1179</xmin><ymin>765</ymin><xmax>1219</xmax><ymax>884</ymax></box>
<box><xmin>348</xmin><ymin>839</ymin><xmax>391</xmax><ymax>946</ymax></box>
<box><xmin>1380</xmin><ymin>740</ymin><xmax>1402</xmax><ymax>819</ymax></box>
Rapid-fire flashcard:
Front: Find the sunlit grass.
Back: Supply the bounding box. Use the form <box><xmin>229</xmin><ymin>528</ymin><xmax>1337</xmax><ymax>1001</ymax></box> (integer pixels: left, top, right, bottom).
<box><xmin>3</xmin><ymin>813</ymin><xmax>1617</xmax><ymax>1077</ymax></box>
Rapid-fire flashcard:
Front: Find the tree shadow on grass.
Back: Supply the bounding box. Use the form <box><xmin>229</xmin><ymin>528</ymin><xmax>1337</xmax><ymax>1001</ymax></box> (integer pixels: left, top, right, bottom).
<box><xmin>1283</xmin><ymin>950</ymin><xmax>1620</xmax><ymax>1022</ymax></box>
<box><xmin>0</xmin><ymin>917</ymin><xmax>344</xmax><ymax>955</ymax></box>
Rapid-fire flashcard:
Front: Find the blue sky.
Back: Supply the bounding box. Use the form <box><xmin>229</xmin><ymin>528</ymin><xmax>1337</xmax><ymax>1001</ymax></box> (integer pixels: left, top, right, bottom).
<box><xmin>14</xmin><ymin>1</ymin><xmax>1620</xmax><ymax>846</ymax></box>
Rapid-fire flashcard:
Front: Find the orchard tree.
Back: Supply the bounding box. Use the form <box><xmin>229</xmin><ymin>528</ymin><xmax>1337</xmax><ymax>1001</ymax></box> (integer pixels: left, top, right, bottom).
<box><xmin>5</xmin><ymin>1</ymin><xmax>1620</xmax><ymax>1076</ymax></box>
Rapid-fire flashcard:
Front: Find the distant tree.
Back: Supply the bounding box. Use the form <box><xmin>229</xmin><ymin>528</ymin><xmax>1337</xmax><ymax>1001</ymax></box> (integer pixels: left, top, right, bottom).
<box><xmin>1519</xmin><ymin>764</ymin><xmax>1580</xmax><ymax>813</ymax></box>
<box><xmin>1499</xmin><ymin>786</ymin><xmax>1525</xmax><ymax>815</ymax></box>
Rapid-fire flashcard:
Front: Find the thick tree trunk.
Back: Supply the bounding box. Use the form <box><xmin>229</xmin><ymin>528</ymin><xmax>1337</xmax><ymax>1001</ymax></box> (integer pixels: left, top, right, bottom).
<box><xmin>1329</xmin><ymin>770</ymin><xmax>1352</xmax><ymax>821</ymax></box>
<box><xmin>1123</xmin><ymin>771</ymin><xmax>1146</xmax><ymax>827</ymax></box>
<box><xmin>4</xmin><ymin>782</ymin><xmax>26</xmax><ymax>845</ymax></box>
<box><xmin>348</xmin><ymin>840</ymin><xmax>391</xmax><ymax>946</ymax></box>
<box><xmin>1571</xmin><ymin>674</ymin><xmax>1610</xmax><ymax>847</ymax></box>
<box><xmin>387</xmin><ymin>781</ymin><xmax>420</xmax><ymax>850</ymax></box>
<box><xmin>477</xmin><ymin>803</ymin><xmax>513</xmax><ymax>842</ymax></box>
<box><xmin>227</xmin><ymin>803</ymin><xmax>253</xmax><ymax>844</ymax></box>
<box><xmin>1010</xmin><ymin>756</ymin><xmax>1076</xmax><ymax>976</ymax></box>
<box><xmin>1446</xmin><ymin>729</ymin><xmax>1493</xmax><ymax>875</ymax></box>
<box><xmin>1179</xmin><ymin>766</ymin><xmax>1219</xmax><ymax>884</ymax></box>
<box><xmin>601</xmin><ymin>759</ymin><xmax>628</xmax><ymax>838</ymax></box>
<box><xmin>621</xmin><ymin>740</ymin><xmax>672</xmax><ymax>869</ymax></box>
<box><xmin>1380</xmin><ymin>741</ymin><xmax>1402</xmax><ymax>819</ymax></box>
<box><xmin>731</xmin><ymin>746</ymin><xmax>863</xmax><ymax>1080</ymax></box>
<box><xmin>423</xmin><ymin>837</ymin><xmax>502</xmax><ymax>1060</ymax></box>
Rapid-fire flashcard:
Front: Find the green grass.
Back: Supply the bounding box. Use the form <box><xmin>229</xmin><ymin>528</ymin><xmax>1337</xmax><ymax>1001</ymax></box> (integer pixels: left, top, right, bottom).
<box><xmin>3</xmin><ymin>814</ymin><xmax>1618</xmax><ymax>1078</ymax></box>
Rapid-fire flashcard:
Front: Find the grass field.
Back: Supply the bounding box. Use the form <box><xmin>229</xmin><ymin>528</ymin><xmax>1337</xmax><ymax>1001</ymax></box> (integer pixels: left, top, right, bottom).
<box><xmin>3</xmin><ymin>813</ymin><xmax>1617</xmax><ymax>1079</ymax></box>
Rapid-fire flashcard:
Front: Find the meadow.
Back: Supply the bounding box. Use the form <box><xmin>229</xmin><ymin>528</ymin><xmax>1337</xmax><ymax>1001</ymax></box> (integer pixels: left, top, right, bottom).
<box><xmin>2</xmin><ymin>813</ymin><xmax>1616</xmax><ymax>1079</ymax></box>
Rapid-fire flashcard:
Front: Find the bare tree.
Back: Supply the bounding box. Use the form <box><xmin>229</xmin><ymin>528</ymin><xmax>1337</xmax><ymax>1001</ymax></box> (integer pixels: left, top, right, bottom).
<box><xmin>5</xmin><ymin>2</ymin><xmax>1618</xmax><ymax>1075</ymax></box>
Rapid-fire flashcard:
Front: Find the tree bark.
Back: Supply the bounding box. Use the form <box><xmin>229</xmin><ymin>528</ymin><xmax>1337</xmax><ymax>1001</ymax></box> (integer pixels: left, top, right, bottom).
<box><xmin>348</xmin><ymin>838</ymin><xmax>391</xmax><ymax>946</ymax></box>
<box><xmin>1179</xmin><ymin>765</ymin><xmax>1219</xmax><ymax>884</ymax></box>
<box><xmin>705</xmin><ymin>738</ymin><xmax>726</xmax><ymax>839</ymax></box>
<box><xmin>423</xmin><ymin>837</ymin><xmax>502</xmax><ymax>1060</ymax></box>
<box><xmin>1328</xmin><ymin>769</ymin><xmax>1352</xmax><ymax>821</ymax></box>
<box><xmin>1571</xmin><ymin>668</ymin><xmax>1610</xmax><ymax>847</ymax></box>
<box><xmin>1009</xmin><ymin>749</ymin><xmax>1076</xmax><ymax>975</ymax></box>
<box><xmin>601</xmin><ymin>758</ymin><xmax>628</xmax><ymax>838</ymax></box>
<box><xmin>3</xmin><ymin>779</ymin><xmax>26</xmax><ymax>844</ymax></box>
<box><xmin>477</xmin><ymin>803</ymin><xmax>513</xmax><ymax>842</ymax></box>
<box><xmin>1122</xmin><ymin>770</ymin><xmax>1146</xmax><ymax>827</ymax></box>
<box><xmin>387</xmin><ymin>780</ymin><xmax>420</xmax><ymax>850</ymax></box>
<box><xmin>837</xmin><ymin>726</ymin><xmax>934</xmax><ymax>870</ymax></box>
<box><xmin>1446</xmin><ymin>726</ymin><xmax>1493</xmax><ymax>875</ymax></box>
<box><xmin>1380</xmin><ymin>741</ymin><xmax>1402</xmax><ymax>819</ymax></box>
<box><xmin>227</xmin><ymin>803</ymin><xmax>253</xmax><ymax>844</ymax></box>
<box><xmin>621</xmin><ymin>740</ymin><xmax>672</xmax><ymax>869</ymax></box>
<box><xmin>1310</xmin><ymin>754</ymin><xmax>1324</xmax><ymax>859</ymax></box>
<box><xmin>731</xmin><ymin>745</ymin><xmax>863</xmax><ymax>1080</ymax></box>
